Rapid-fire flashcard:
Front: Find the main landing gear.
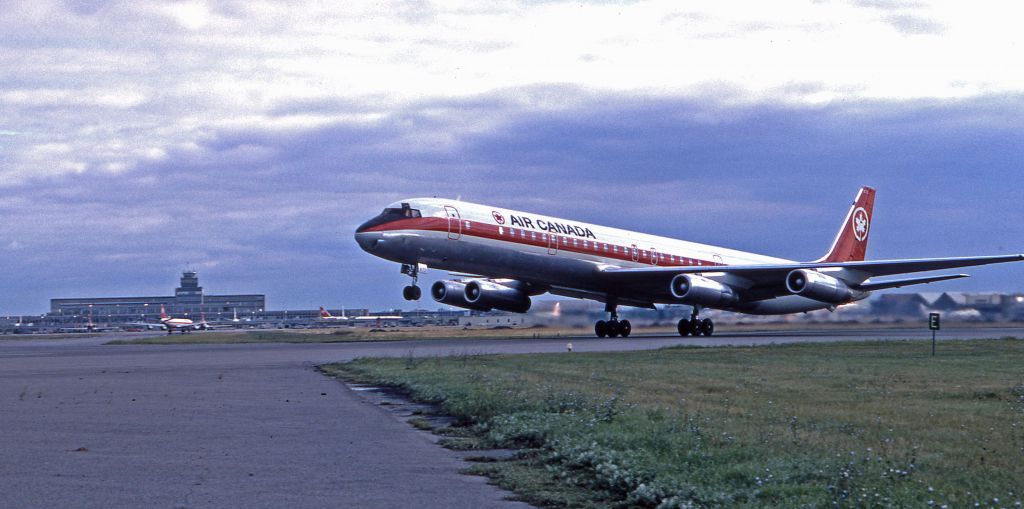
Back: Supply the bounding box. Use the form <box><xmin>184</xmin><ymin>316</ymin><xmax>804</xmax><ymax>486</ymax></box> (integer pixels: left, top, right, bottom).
<box><xmin>678</xmin><ymin>306</ymin><xmax>714</xmax><ymax>337</ymax></box>
<box><xmin>595</xmin><ymin>302</ymin><xmax>631</xmax><ymax>338</ymax></box>
<box><xmin>401</xmin><ymin>263</ymin><xmax>421</xmax><ymax>301</ymax></box>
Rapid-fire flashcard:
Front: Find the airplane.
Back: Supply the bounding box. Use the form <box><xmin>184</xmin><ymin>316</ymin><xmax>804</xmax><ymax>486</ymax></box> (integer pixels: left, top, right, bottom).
<box><xmin>354</xmin><ymin>187</ymin><xmax>1023</xmax><ymax>338</ymax></box>
<box><xmin>193</xmin><ymin>312</ymin><xmax>237</xmax><ymax>330</ymax></box>
<box><xmin>353</xmin><ymin>315</ymin><xmax>404</xmax><ymax>327</ymax></box>
<box><xmin>158</xmin><ymin>305</ymin><xmax>196</xmax><ymax>334</ymax></box>
<box><xmin>318</xmin><ymin>306</ymin><xmax>349</xmax><ymax>321</ymax></box>
<box><xmin>129</xmin><ymin>306</ymin><xmax>207</xmax><ymax>333</ymax></box>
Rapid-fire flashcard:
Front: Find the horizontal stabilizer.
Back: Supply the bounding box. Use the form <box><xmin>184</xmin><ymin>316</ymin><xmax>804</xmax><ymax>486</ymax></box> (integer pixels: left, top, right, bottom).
<box><xmin>855</xmin><ymin>274</ymin><xmax>969</xmax><ymax>291</ymax></box>
<box><xmin>598</xmin><ymin>254</ymin><xmax>1024</xmax><ymax>283</ymax></box>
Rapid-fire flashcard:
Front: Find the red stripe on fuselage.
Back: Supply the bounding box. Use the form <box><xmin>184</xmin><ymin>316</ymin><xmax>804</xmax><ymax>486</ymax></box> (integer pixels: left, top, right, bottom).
<box><xmin>361</xmin><ymin>217</ymin><xmax>723</xmax><ymax>268</ymax></box>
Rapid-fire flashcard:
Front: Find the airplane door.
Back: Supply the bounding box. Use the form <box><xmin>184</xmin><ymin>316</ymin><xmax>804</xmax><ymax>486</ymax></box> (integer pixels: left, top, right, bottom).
<box><xmin>630</xmin><ymin>244</ymin><xmax>639</xmax><ymax>262</ymax></box>
<box><xmin>547</xmin><ymin>233</ymin><xmax>559</xmax><ymax>255</ymax></box>
<box><xmin>444</xmin><ymin>206</ymin><xmax>461</xmax><ymax>240</ymax></box>
<box><xmin>713</xmin><ymin>254</ymin><xmax>723</xmax><ymax>266</ymax></box>
<box><xmin>650</xmin><ymin>247</ymin><xmax>659</xmax><ymax>266</ymax></box>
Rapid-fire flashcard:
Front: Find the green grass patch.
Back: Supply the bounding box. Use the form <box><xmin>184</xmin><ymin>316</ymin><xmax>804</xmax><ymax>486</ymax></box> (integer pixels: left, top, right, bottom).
<box><xmin>105</xmin><ymin>330</ymin><xmax>346</xmax><ymax>344</ymax></box>
<box><xmin>407</xmin><ymin>417</ymin><xmax>436</xmax><ymax>431</ymax></box>
<box><xmin>322</xmin><ymin>338</ymin><xmax>1024</xmax><ymax>508</ymax></box>
<box><xmin>104</xmin><ymin>326</ymin><xmax>601</xmax><ymax>345</ymax></box>
<box><xmin>0</xmin><ymin>333</ymin><xmax>106</xmax><ymax>341</ymax></box>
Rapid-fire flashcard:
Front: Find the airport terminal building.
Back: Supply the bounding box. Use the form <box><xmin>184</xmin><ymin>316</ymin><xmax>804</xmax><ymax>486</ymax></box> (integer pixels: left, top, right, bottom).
<box><xmin>49</xmin><ymin>271</ymin><xmax>265</xmax><ymax>324</ymax></box>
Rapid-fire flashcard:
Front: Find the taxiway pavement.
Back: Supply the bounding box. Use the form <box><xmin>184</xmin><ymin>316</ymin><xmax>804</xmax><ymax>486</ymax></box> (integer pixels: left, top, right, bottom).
<box><xmin>1</xmin><ymin>327</ymin><xmax>1020</xmax><ymax>508</ymax></box>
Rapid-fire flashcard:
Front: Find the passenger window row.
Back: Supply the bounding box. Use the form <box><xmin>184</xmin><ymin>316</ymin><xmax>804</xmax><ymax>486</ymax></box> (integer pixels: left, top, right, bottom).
<box><xmin>490</xmin><ymin>221</ymin><xmax>715</xmax><ymax>266</ymax></box>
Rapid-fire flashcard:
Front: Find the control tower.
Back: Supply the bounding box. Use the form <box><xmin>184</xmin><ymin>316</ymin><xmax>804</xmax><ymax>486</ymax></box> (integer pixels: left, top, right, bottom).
<box><xmin>175</xmin><ymin>270</ymin><xmax>203</xmax><ymax>303</ymax></box>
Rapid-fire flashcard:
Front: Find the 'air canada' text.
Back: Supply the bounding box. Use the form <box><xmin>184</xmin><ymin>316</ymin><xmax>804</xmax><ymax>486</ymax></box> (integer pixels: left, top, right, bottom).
<box><xmin>507</xmin><ymin>215</ymin><xmax>596</xmax><ymax>239</ymax></box>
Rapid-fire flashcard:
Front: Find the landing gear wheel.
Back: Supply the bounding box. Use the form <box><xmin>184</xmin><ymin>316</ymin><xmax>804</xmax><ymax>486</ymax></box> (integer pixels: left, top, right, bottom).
<box><xmin>677</xmin><ymin>318</ymin><xmax>692</xmax><ymax>337</ymax></box>
<box><xmin>690</xmin><ymin>319</ymin><xmax>701</xmax><ymax>336</ymax></box>
<box><xmin>699</xmin><ymin>318</ymin><xmax>714</xmax><ymax>337</ymax></box>
<box><xmin>402</xmin><ymin>285</ymin><xmax>421</xmax><ymax>301</ymax></box>
<box><xmin>401</xmin><ymin>264</ymin><xmax>421</xmax><ymax>301</ymax></box>
<box><xmin>619</xmin><ymin>319</ymin><xmax>631</xmax><ymax>338</ymax></box>
<box><xmin>595</xmin><ymin>320</ymin><xmax>608</xmax><ymax>338</ymax></box>
<box><xmin>606</xmin><ymin>320</ymin><xmax>621</xmax><ymax>338</ymax></box>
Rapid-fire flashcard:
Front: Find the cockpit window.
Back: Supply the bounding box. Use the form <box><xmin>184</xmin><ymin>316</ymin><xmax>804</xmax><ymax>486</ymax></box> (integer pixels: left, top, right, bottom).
<box><xmin>379</xmin><ymin>204</ymin><xmax>421</xmax><ymax>219</ymax></box>
<box><xmin>356</xmin><ymin>204</ymin><xmax>421</xmax><ymax>232</ymax></box>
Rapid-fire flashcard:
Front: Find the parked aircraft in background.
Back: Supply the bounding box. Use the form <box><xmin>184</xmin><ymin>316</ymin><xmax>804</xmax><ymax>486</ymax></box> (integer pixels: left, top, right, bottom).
<box><xmin>355</xmin><ymin>187</ymin><xmax>1023</xmax><ymax>338</ymax></box>
<box><xmin>128</xmin><ymin>305</ymin><xmax>226</xmax><ymax>334</ymax></box>
<box><xmin>353</xmin><ymin>314</ymin><xmax>403</xmax><ymax>327</ymax></box>
<box><xmin>158</xmin><ymin>305</ymin><xmax>196</xmax><ymax>334</ymax></box>
<box><xmin>318</xmin><ymin>307</ymin><xmax>349</xmax><ymax>321</ymax></box>
<box><xmin>194</xmin><ymin>312</ymin><xmax>236</xmax><ymax>330</ymax></box>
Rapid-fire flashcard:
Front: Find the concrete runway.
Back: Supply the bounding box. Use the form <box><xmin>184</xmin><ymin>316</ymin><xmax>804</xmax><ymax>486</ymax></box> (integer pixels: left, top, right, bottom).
<box><xmin>1</xmin><ymin>326</ymin><xmax>1020</xmax><ymax>508</ymax></box>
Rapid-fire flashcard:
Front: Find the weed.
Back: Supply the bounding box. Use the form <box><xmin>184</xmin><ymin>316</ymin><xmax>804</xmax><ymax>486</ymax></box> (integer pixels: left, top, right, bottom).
<box><xmin>322</xmin><ymin>339</ymin><xmax>1024</xmax><ymax>508</ymax></box>
<box><xmin>407</xmin><ymin>417</ymin><xmax>435</xmax><ymax>431</ymax></box>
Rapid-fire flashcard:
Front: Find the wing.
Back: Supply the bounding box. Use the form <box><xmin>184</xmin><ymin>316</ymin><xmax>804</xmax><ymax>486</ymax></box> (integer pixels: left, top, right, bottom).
<box><xmin>123</xmin><ymin>321</ymin><xmax>167</xmax><ymax>330</ymax></box>
<box><xmin>598</xmin><ymin>254</ymin><xmax>1023</xmax><ymax>300</ymax></box>
<box><xmin>600</xmin><ymin>254</ymin><xmax>1022</xmax><ymax>282</ymax></box>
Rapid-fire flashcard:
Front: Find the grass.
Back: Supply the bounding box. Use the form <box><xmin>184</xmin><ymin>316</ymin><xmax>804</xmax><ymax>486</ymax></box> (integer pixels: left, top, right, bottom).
<box><xmin>0</xmin><ymin>332</ymin><xmax>107</xmax><ymax>341</ymax></box>
<box><xmin>99</xmin><ymin>320</ymin><xmax>1023</xmax><ymax>345</ymax></box>
<box><xmin>322</xmin><ymin>338</ymin><xmax>1024</xmax><ymax>508</ymax></box>
<box><xmin>104</xmin><ymin>326</ymin><xmax>607</xmax><ymax>345</ymax></box>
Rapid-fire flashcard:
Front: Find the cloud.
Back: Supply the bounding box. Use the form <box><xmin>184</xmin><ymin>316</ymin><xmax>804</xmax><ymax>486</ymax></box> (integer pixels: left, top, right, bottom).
<box><xmin>883</xmin><ymin>14</ymin><xmax>944</xmax><ymax>34</ymax></box>
<box><xmin>3</xmin><ymin>1</ymin><xmax>1024</xmax><ymax>187</ymax></box>
<box><xmin>2</xmin><ymin>88</ymin><xmax>1022</xmax><ymax>313</ymax></box>
<box><xmin>0</xmin><ymin>2</ymin><xmax>1022</xmax><ymax>313</ymax></box>
<box><xmin>0</xmin><ymin>88</ymin><xmax>147</xmax><ymax>108</ymax></box>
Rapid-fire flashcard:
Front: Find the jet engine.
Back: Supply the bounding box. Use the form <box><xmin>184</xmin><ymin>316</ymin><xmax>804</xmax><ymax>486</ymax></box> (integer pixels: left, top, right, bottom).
<box><xmin>430</xmin><ymin>281</ymin><xmax>490</xmax><ymax>311</ymax></box>
<box><xmin>669</xmin><ymin>274</ymin><xmax>738</xmax><ymax>307</ymax></box>
<box><xmin>464</xmin><ymin>280</ymin><xmax>532</xmax><ymax>313</ymax></box>
<box><xmin>785</xmin><ymin>269</ymin><xmax>854</xmax><ymax>304</ymax></box>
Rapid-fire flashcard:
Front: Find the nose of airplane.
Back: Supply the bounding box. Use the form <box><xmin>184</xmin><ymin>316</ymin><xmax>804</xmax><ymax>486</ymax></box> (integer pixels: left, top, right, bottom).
<box><xmin>358</xmin><ymin>231</ymin><xmax>378</xmax><ymax>250</ymax></box>
<box><xmin>354</xmin><ymin>231</ymin><xmax>380</xmax><ymax>252</ymax></box>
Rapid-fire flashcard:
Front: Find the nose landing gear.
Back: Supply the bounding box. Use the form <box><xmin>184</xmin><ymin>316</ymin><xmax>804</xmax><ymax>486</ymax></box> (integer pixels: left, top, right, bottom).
<box><xmin>595</xmin><ymin>302</ymin><xmax>631</xmax><ymax>338</ymax></box>
<box><xmin>677</xmin><ymin>306</ymin><xmax>714</xmax><ymax>336</ymax></box>
<box><xmin>401</xmin><ymin>263</ymin><xmax>421</xmax><ymax>301</ymax></box>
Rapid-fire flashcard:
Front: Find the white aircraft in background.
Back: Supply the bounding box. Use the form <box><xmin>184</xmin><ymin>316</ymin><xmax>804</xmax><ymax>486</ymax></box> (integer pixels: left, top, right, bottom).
<box><xmin>158</xmin><ymin>305</ymin><xmax>196</xmax><ymax>334</ymax></box>
<box><xmin>193</xmin><ymin>312</ymin><xmax>237</xmax><ymax>330</ymax></box>
<box><xmin>129</xmin><ymin>306</ymin><xmax>229</xmax><ymax>334</ymax></box>
<box><xmin>318</xmin><ymin>307</ymin><xmax>349</xmax><ymax>321</ymax></box>
<box><xmin>355</xmin><ymin>187</ymin><xmax>1023</xmax><ymax>338</ymax></box>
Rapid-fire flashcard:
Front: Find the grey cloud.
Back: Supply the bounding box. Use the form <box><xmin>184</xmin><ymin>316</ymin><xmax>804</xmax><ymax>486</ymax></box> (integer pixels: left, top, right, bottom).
<box><xmin>852</xmin><ymin>0</ymin><xmax>926</xmax><ymax>10</ymax></box>
<box><xmin>883</xmin><ymin>14</ymin><xmax>944</xmax><ymax>34</ymax></box>
<box><xmin>64</xmin><ymin>0</ymin><xmax>116</xmax><ymax>16</ymax></box>
<box><xmin>846</xmin><ymin>0</ymin><xmax>945</xmax><ymax>35</ymax></box>
<box><xmin>3</xmin><ymin>88</ymin><xmax>1023</xmax><ymax>314</ymax></box>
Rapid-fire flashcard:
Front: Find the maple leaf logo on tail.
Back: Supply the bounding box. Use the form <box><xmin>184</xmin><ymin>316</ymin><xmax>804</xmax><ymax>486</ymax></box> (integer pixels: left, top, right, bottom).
<box><xmin>852</xmin><ymin>207</ymin><xmax>870</xmax><ymax>242</ymax></box>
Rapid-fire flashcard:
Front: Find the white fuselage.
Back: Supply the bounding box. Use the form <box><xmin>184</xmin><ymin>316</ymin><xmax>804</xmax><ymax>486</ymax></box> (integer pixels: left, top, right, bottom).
<box><xmin>162</xmin><ymin>317</ymin><xmax>194</xmax><ymax>330</ymax></box>
<box><xmin>355</xmin><ymin>198</ymin><xmax>845</xmax><ymax>314</ymax></box>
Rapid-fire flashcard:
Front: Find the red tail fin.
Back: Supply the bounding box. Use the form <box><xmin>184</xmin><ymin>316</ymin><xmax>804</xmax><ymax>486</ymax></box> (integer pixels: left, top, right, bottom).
<box><xmin>816</xmin><ymin>186</ymin><xmax>875</xmax><ymax>262</ymax></box>
<box><xmin>160</xmin><ymin>305</ymin><xmax>168</xmax><ymax>320</ymax></box>
<box><xmin>319</xmin><ymin>306</ymin><xmax>331</xmax><ymax>318</ymax></box>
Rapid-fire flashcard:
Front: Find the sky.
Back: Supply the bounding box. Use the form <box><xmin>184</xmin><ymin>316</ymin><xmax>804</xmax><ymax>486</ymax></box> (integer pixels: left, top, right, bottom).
<box><xmin>1</xmin><ymin>0</ymin><xmax>1022</xmax><ymax>315</ymax></box>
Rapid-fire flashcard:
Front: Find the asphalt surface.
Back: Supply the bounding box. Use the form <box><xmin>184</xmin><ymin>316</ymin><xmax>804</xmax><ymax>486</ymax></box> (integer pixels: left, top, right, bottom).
<box><xmin>1</xmin><ymin>326</ymin><xmax>1021</xmax><ymax>508</ymax></box>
